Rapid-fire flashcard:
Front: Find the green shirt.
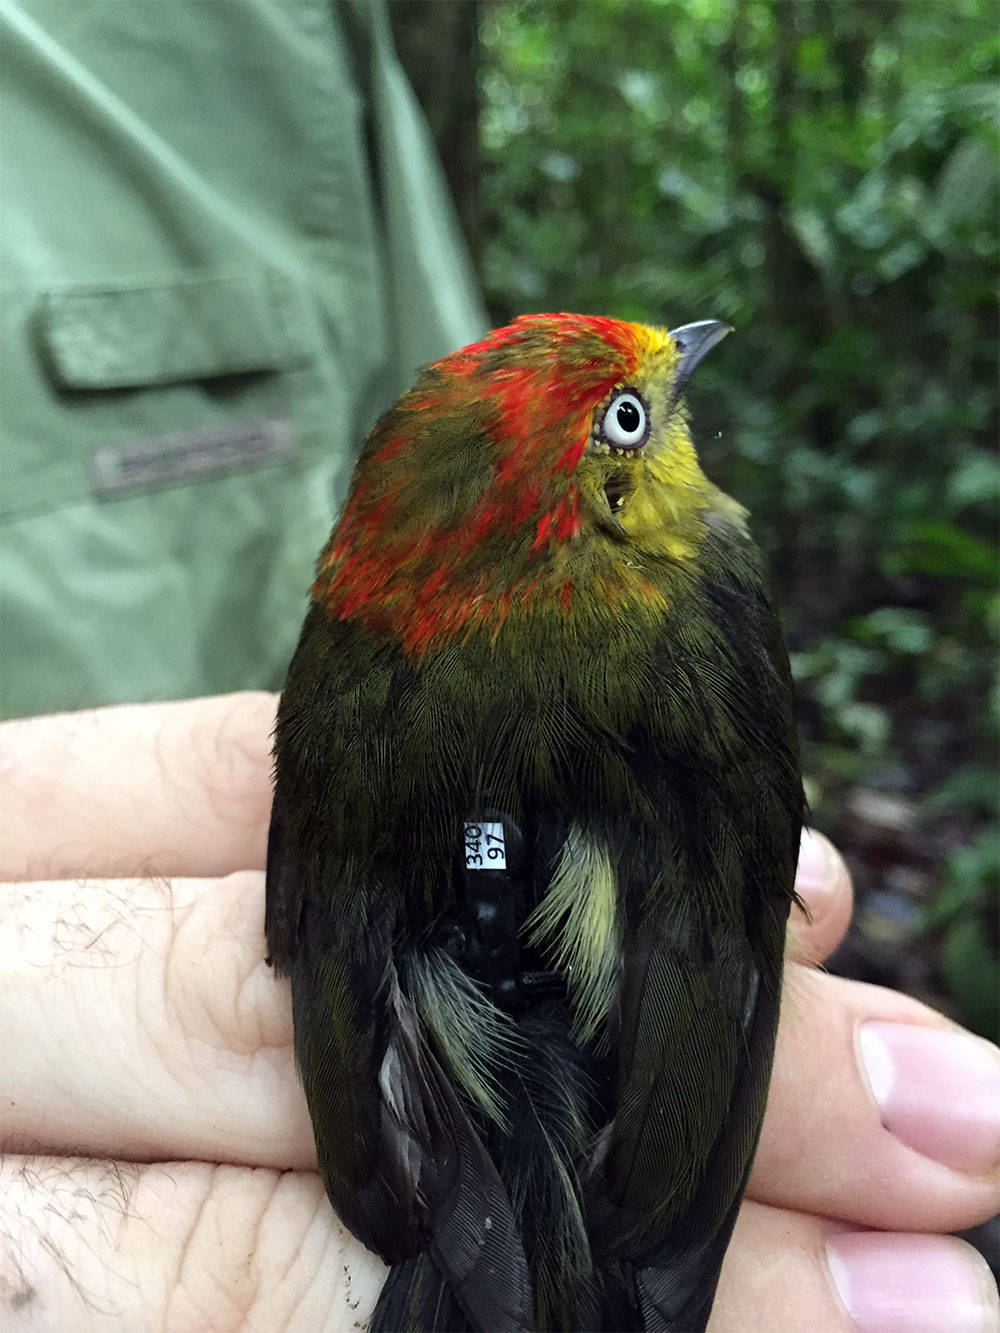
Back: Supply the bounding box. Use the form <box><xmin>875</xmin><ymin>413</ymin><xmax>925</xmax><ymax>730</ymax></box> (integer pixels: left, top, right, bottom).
<box><xmin>0</xmin><ymin>0</ymin><xmax>484</xmax><ymax>717</ymax></box>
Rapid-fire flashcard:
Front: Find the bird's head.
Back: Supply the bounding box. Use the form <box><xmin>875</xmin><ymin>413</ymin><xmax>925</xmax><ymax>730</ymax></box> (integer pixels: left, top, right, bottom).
<box><xmin>314</xmin><ymin>314</ymin><xmax>738</xmax><ymax>651</ymax></box>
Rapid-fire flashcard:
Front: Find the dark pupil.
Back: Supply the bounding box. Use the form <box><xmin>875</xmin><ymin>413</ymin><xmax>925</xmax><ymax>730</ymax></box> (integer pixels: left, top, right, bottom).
<box><xmin>617</xmin><ymin>400</ymin><xmax>641</xmax><ymax>433</ymax></box>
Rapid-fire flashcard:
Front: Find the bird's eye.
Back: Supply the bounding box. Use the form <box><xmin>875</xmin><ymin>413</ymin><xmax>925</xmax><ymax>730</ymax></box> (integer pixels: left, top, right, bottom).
<box><xmin>599</xmin><ymin>390</ymin><xmax>650</xmax><ymax>451</ymax></box>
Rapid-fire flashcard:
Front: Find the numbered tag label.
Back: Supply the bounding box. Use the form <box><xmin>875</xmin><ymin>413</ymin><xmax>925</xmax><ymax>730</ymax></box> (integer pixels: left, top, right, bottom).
<box><xmin>464</xmin><ymin>821</ymin><xmax>507</xmax><ymax>870</ymax></box>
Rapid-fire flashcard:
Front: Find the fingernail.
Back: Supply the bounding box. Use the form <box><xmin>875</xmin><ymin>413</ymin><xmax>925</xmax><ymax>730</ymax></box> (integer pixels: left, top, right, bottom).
<box><xmin>827</xmin><ymin>1232</ymin><xmax>998</xmax><ymax>1332</ymax></box>
<box><xmin>794</xmin><ymin>829</ymin><xmax>839</xmax><ymax>916</ymax></box>
<box><xmin>858</xmin><ymin>1022</ymin><xmax>1000</xmax><ymax>1173</ymax></box>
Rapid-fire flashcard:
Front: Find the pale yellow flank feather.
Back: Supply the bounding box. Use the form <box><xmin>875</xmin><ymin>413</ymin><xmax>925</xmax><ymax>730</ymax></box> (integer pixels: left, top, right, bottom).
<box><xmin>525</xmin><ymin>824</ymin><xmax>620</xmax><ymax>1043</ymax></box>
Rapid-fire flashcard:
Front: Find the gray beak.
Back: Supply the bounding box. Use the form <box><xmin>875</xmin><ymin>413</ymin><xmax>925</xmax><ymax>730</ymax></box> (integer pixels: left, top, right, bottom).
<box><xmin>667</xmin><ymin>320</ymin><xmax>733</xmax><ymax>394</ymax></box>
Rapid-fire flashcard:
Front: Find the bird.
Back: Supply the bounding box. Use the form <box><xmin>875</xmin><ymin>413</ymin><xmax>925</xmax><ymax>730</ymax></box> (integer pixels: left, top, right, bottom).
<box><xmin>265</xmin><ymin>312</ymin><xmax>804</xmax><ymax>1332</ymax></box>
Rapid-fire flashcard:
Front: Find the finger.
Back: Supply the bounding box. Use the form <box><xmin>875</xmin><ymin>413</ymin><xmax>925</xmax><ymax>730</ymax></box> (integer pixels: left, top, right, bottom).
<box><xmin>0</xmin><ymin>1157</ymin><xmax>385</xmax><ymax>1333</ymax></box>
<box><xmin>786</xmin><ymin>828</ymin><xmax>854</xmax><ymax>967</ymax></box>
<box><xmin>748</xmin><ymin>963</ymin><xmax>1000</xmax><ymax>1232</ymax></box>
<box><xmin>5</xmin><ymin>1159</ymin><xmax>996</xmax><ymax>1333</ymax></box>
<box><xmin>6</xmin><ymin>872</ymin><xmax>998</xmax><ymax>1248</ymax></box>
<box><xmin>712</xmin><ymin>1201</ymin><xmax>999</xmax><ymax>1333</ymax></box>
<box><xmin>0</xmin><ymin>693</ymin><xmax>276</xmax><ymax>881</ymax></box>
<box><xmin>0</xmin><ymin>870</ymin><xmax>311</xmax><ymax>1168</ymax></box>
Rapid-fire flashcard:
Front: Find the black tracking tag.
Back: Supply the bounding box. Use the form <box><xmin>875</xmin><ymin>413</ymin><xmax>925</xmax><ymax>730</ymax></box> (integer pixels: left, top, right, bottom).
<box><xmin>451</xmin><ymin>811</ymin><xmax>565</xmax><ymax>1012</ymax></box>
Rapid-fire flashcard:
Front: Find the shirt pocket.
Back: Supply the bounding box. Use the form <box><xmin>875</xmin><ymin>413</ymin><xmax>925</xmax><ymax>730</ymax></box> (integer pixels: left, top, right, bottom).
<box><xmin>5</xmin><ymin>263</ymin><xmax>321</xmax><ymax>520</ymax></box>
<box><xmin>39</xmin><ymin>264</ymin><xmax>311</xmax><ymax>389</ymax></box>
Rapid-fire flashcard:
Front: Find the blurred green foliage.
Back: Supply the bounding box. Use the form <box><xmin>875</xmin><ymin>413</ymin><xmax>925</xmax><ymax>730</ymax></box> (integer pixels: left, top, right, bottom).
<box><xmin>473</xmin><ymin>0</ymin><xmax>998</xmax><ymax>1035</ymax></box>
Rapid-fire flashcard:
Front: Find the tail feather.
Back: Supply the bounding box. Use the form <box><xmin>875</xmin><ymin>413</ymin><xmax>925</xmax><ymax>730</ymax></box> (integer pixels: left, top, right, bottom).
<box><xmin>490</xmin><ymin>1012</ymin><xmax>600</xmax><ymax>1331</ymax></box>
<box><xmin>579</xmin><ymin>1262</ymin><xmax>643</xmax><ymax>1333</ymax></box>
<box><xmin>631</xmin><ymin>1218</ymin><xmax>737</xmax><ymax>1332</ymax></box>
<box><xmin>371</xmin><ymin>1253</ymin><xmax>473</xmax><ymax>1333</ymax></box>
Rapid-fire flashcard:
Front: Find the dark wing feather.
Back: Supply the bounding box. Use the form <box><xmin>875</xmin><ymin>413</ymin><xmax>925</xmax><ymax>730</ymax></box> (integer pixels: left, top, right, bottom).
<box><xmin>263</xmin><ymin>808</ymin><xmax>301</xmax><ymax>967</ymax></box>
<box><xmin>266</xmin><ymin>607</ymin><xmax>533</xmax><ymax>1332</ymax></box>
<box><xmin>588</xmin><ymin>900</ymin><xmax>784</xmax><ymax>1330</ymax></box>
<box><xmin>283</xmin><ymin>917</ymin><xmax>532</xmax><ymax>1330</ymax></box>
<box><xmin>586</xmin><ymin>525</ymin><xmax>802</xmax><ymax>1330</ymax></box>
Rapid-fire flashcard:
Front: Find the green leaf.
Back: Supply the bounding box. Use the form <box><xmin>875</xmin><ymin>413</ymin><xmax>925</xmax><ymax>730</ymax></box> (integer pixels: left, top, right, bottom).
<box><xmin>884</xmin><ymin>520</ymin><xmax>999</xmax><ymax>583</ymax></box>
<box><xmin>948</xmin><ymin>450</ymin><xmax>1000</xmax><ymax>510</ymax></box>
<box><xmin>848</xmin><ymin>608</ymin><xmax>933</xmax><ymax>655</ymax></box>
<box><xmin>942</xmin><ymin>918</ymin><xmax>1000</xmax><ymax>1042</ymax></box>
<box><xmin>934</xmin><ymin>136</ymin><xmax>1000</xmax><ymax>229</ymax></box>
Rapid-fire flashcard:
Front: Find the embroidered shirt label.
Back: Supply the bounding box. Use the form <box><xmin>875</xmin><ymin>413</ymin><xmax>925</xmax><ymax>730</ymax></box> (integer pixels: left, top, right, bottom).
<box><xmin>92</xmin><ymin>418</ymin><xmax>294</xmax><ymax>497</ymax></box>
<box><xmin>464</xmin><ymin>821</ymin><xmax>507</xmax><ymax>870</ymax></box>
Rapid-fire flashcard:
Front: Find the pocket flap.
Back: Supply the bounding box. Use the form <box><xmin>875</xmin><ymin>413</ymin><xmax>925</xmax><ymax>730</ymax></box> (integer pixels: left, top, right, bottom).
<box><xmin>38</xmin><ymin>265</ymin><xmax>311</xmax><ymax>389</ymax></box>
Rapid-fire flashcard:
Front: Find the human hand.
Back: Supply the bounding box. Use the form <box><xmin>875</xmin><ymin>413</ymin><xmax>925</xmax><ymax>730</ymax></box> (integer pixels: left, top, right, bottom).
<box><xmin>1</xmin><ymin>694</ymin><xmax>996</xmax><ymax>1331</ymax></box>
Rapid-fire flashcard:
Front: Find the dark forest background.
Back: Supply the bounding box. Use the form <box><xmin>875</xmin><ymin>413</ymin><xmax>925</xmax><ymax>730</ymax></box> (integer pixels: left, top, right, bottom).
<box><xmin>390</xmin><ymin>0</ymin><xmax>998</xmax><ymax>1045</ymax></box>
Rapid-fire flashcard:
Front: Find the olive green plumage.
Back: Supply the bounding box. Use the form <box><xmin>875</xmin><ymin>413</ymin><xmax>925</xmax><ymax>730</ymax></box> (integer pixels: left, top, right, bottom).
<box><xmin>266</xmin><ymin>314</ymin><xmax>804</xmax><ymax>1332</ymax></box>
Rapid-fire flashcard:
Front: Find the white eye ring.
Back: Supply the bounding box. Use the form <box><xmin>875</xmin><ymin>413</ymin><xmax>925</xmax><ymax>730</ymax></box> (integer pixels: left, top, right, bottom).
<box><xmin>601</xmin><ymin>390</ymin><xmax>649</xmax><ymax>450</ymax></box>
